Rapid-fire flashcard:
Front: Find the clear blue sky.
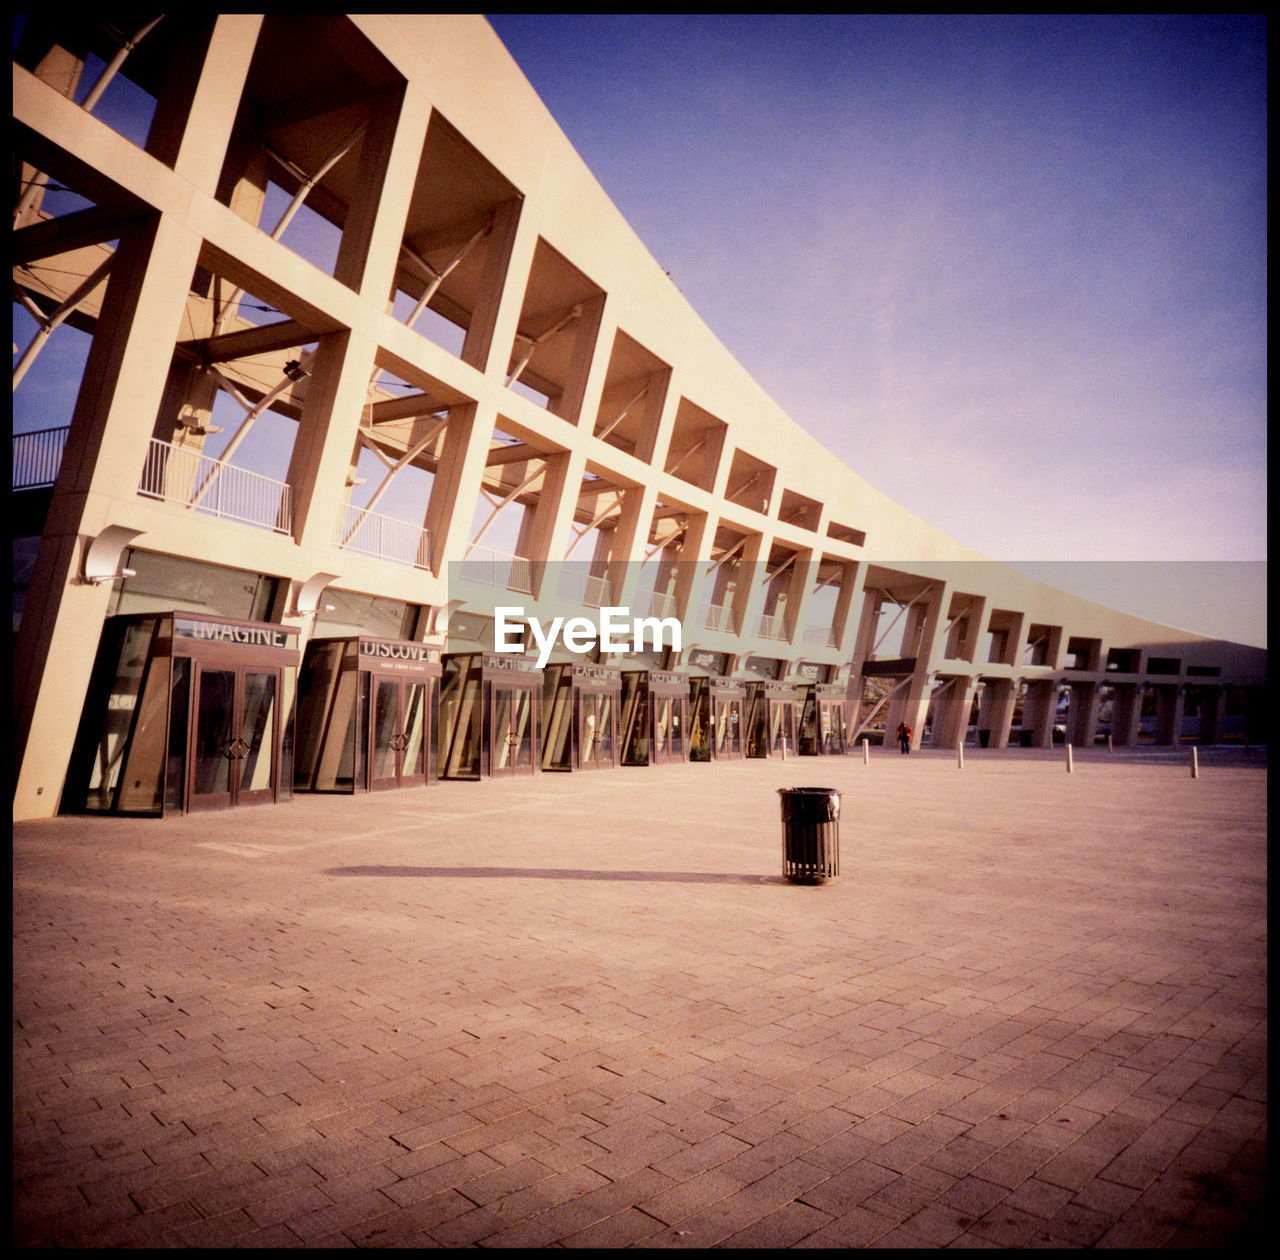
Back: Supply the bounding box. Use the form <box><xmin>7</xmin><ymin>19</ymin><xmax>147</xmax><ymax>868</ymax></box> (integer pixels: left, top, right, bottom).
<box><xmin>487</xmin><ymin>14</ymin><xmax>1266</xmax><ymax>646</ymax></box>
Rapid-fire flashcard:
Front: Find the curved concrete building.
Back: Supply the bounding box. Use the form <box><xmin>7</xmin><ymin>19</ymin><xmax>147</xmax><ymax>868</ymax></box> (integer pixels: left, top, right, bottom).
<box><xmin>12</xmin><ymin>14</ymin><xmax>1266</xmax><ymax>820</ymax></box>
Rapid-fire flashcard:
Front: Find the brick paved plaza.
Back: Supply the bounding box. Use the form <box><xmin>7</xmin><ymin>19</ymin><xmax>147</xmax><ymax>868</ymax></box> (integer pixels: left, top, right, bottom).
<box><xmin>13</xmin><ymin>747</ymin><xmax>1267</xmax><ymax>1248</ymax></box>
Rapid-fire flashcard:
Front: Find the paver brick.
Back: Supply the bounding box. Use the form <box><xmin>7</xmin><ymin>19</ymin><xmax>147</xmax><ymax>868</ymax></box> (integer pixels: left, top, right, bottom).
<box><xmin>13</xmin><ymin>754</ymin><xmax>1266</xmax><ymax>1249</ymax></box>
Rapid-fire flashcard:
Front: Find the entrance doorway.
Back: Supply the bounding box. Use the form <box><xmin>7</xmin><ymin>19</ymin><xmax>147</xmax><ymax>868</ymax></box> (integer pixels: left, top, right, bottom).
<box><xmin>711</xmin><ymin>680</ymin><xmax>746</xmax><ymax>760</ymax></box>
<box><xmin>370</xmin><ymin>675</ymin><xmax>430</xmax><ymax>789</ymax></box>
<box><xmin>745</xmin><ymin>681</ymin><xmax>797</xmax><ymax>757</ymax></box>
<box><xmin>798</xmin><ymin>683</ymin><xmax>847</xmax><ymax>755</ymax></box>
<box><xmin>189</xmin><ymin>662</ymin><xmax>284</xmax><ymax>809</ymax></box>
<box><xmin>440</xmin><ymin>653</ymin><xmax>542</xmax><ymax>779</ymax></box>
<box><xmin>294</xmin><ymin>637</ymin><xmax>441</xmax><ymax>793</ymax></box>
<box><xmin>64</xmin><ymin>612</ymin><xmax>299</xmax><ymax>816</ymax></box>
<box><xmin>542</xmin><ymin>663</ymin><xmax>621</xmax><ymax>771</ymax></box>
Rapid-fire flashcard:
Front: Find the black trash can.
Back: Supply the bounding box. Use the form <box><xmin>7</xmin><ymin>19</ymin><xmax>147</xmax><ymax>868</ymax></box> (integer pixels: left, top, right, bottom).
<box><xmin>778</xmin><ymin>786</ymin><xmax>840</xmax><ymax>884</ymax></box>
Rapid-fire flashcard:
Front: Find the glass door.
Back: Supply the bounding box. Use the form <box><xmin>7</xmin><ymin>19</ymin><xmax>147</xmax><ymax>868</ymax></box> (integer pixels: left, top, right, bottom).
<box><xmin>798</xmin><ymin>688</ymin><xmax>819</xmax><ymax>754</ymax></box>
<box><xmin>579</xmin><ymin>691</ymin><xmax>617</xmax><ymax>770</ymax></box>
<box><xmin>492</xmin><ymin>682</ymin><xmax>536</xmax><ymax>776</ymax></box>
<box><xmin>189</xmin><ymin>664</ymin><xmax>280</xmax><ymax>809</ymax></box>
<box><xmin>769</xmin><ymin>698</ymin><xmax>796</xmax><ymax>756</ymax></box>
<box><xmin>620</xmin><ymin>674</ymin><xmax>648</xmax><ymax>765</ymax></box>
<box><xmin>652</xmin><ymin>695</ymin><xmax>671</xmax><ymax>760</ymax></box>
<box><xmin>440</xmin><ymin>655</ymin><xmax>483</xmax><ymax>779</ymax></box>
<box><xmin>237</xmin><ymin>669</ymin><xmax>279</xmax><ymax>805</ymax></box>
<box><xmin>714</xmin><ymin>696</ymin><xmax>742</xmax><ymax>759</ymax></box>
<box><xmin>745</xmin><ymin>685</ymin><xmax>768</xmax><ymax>757</ymax></box>
<box><xmin>542</xmin><ymin>665</ymin><xmax>574</xmax><ymax>770</ymax></box>
<box><xmin>822</xmin><ymin>702</ymin><xmax>846</xmax><ymax>754</ymax></box>
<box><xmin>370</xmin><ymin>677</ymin><xmax>429</xmax><ymax>790</ymax></box>
<box><xmin>668</xmin><ymin>695</ymin><xmax>685</xmax><ymax>761</ymax></box>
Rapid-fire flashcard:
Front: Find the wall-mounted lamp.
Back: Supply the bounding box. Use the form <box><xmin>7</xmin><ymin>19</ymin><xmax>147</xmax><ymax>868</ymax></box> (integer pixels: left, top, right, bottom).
<box><xmin>290</xmin><ymin>571</ymin><xmax>339</xmax><ymax>616</ymax></box>
<box><xmin>86</xmin><ymin>567</ymin><xmax>136</xmax><ymax>585</ymax></box>
<box><xmin>283</xmin><ymin>359</ymin><xmax>309</xmax><ymax>383</ymax></box>
<box><xmin>81</xmin><ymin>525</ymin><xmax>143</xmax><ymax>586</ymax></box>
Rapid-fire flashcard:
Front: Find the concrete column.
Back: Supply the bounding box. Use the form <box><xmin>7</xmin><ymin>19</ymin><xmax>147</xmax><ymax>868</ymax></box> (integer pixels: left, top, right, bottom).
<box><xmin>1068</xmin><ymin>681</ymin><xmax>1102</xmax><ymax>747</ymax></box>
<box><xmin>735</xmin><ymin>531</ymin><xmax>772</xmax><ymax>641</ymax></box>
<box><xmin>983</xmin><ymin>677</ymin><xmax>1018</xmax><ymax>748</ymax></box>
<box><xmin>898</xmin><ymin>674</ymin><xmax>936</xmax><ymax>752</ymax></box>
<box><xmin>284</xmin><ymin>328</ymin><xmax>378</xmax><ymax>552</ymax></box>
<box><xmin>427</xmin><ymin>402</ymin><xmax>499</xmax><ymax>569</ymax></box>
<box><xmin>671</xmin><ymin>511</ymin><xmax>714</xmax><ymax>629</ymax></box>
<box><xmin>930</xmin><ymin>675</ymin><xmax>975</xmax><ymax>748</ymax></box>
<box><xmin>1198</xmin><ymin>685</ymin><xmax>1225</xmax><ymax>744</ymax></box>
<box><xmin>777</xmin><ymin>549</ymin><xmax>816</xmax><ymax>649</ymax></box>
<box><xmin>832</xmin><ymin>561</ymin><xmax>866</xmax><ymax>662</ymax></box>
<box><xmin>334</xmin><ymin>82</ymin><xmax>430</xmax><ymax>302</ymax></box>
<box><xmin>461</xmin><ymin>196</ymin><xmax>525</xmax><ymax>375</ymax></box>
<box><xmin>1023</xmin><ymin>679</ymin><xmax>1057</xmax><ymax>747</ymax></box>
<box><xmin>1153</xmin><ymin>684</ymin><xmax>1184</xmax><ymax>745</ymax></box>
<box><xmin>556</xmin><ymin>294</ymin><xmax>609</xmax><ymax>426</ymax></box>
<box><xmin>525</xmin><ymin>449</ymin><xmax>588</xmax><ymax>600</ymax></box>
<box><xmin>14</xmin><ymin>214</ymin><xmax>205</xmax><ymax>821</ymax></box>
<box><xmin>606</xmin><ymin>482</ymin><xmax>659</xmax><ymax>614</ymax></box>
<box><xmin>1111</xmin><ymin>682</ymin><xmax>1142</xmax><ymax>746</ymax></box>
<box><xmin>152</xmin><ymin>15</ymin><xmax>262</xmax><ymax>186</ymax></box>
<box><xmin>903</xmin><ymin>580</ymin><xmax>949</xmax><ymax>748</ymax></box>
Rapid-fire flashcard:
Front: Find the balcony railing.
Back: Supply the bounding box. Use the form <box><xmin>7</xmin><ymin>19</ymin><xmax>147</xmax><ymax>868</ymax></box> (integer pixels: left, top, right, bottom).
<box><xmin>758</xmin><ymin>613</ymin><xmax>792</xmax><ymax>641</ymax></box>
<box><xmin>13</xmin><ymin>426</ymin><xmax>69</xmax><ymax>489</ymax></box>
<box><xmin>704</xmin><ymin>603</ymin><xmax>738</xmax><ymax>634</ymax></box>
<box><xmin>140</xmin><ymin>438</ymin><xmax>293</xmax><ymax>535</ymax></box>
<box><xmin>458</xmin><ymin>545</ymin><xmax>535</xmax><ymax>594</ymax></box>
<box><xmin>647</xmin><ymin>590</ymin><xmax>679</xmax><ymax>620</ymax></box>
<box><xmin>803</xmin><ymin>624</ymin><xmax>838</xmax><ymax>647</ymax></box>
<box><xmin>335</xmin><ymin>503</ymin><xmax>431</xmax><ymax>570</ymax></box>
<box><xmin>556</xmin><ymin>568</ymin><xmax>613</xmax><ymax>608</ymax></box>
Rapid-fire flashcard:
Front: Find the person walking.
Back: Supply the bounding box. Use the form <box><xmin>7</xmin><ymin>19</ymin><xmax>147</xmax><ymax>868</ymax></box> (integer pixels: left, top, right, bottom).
<box><xmin>897</xmin><ymin>721</ymin><xmax>912</xmax><ymax>754</ymax></box>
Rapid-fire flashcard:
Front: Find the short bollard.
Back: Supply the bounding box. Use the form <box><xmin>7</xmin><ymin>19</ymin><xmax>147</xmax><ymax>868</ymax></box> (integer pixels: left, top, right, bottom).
<box><xmin>956</xmin><ymin>741</ymin><xmax>964</xmax><ymax>770</ymax></box>
<box><xmin>778</xmin><ymin>787</ymin><xmax>840</xmax><ymax>884</ymax></box>
<box><xmin>1190</xmin><ymin>747</ymin><xmax>1199</xmax><ymax>779</ymax></box>
<box><xmin>862</xmin><ymin>738</ymin><xmax>870</xmax><ymax>765</ymax></box>
<box><xmin>1066</xmin><ymin>743</ymin><xmax>1074</xmax><ymax>773</ymax></box>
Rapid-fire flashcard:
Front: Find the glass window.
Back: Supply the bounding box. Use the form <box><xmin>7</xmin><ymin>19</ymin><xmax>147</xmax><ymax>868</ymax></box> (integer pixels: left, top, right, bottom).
<box><xmin>111</xmin><ymin>550</ymin><xmax>278</xmax><ymax>621</ymax></box>
<box><xmin>440</xmin><ymin>655</ymin><xmax>483</xmax><ymax>778</ymax></box>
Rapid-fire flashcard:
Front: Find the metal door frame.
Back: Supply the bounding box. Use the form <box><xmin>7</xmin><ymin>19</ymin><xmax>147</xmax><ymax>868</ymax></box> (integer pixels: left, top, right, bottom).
<box><xmin>187</xmin><ymin>659</ymin><xmax>283</xmax><ymax>811</ymax></box>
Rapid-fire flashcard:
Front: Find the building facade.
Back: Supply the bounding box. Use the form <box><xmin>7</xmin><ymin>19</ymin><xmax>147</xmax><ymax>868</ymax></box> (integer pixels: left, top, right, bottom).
<box><xmin>13</xmin><ymin>14</ymin><xmax>1266</xmax><ymax>821</ymax></box>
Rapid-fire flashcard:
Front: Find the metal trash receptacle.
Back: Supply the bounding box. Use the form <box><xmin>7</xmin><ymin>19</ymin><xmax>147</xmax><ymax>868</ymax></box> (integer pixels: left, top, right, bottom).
<box><xmin>778</xmin><ymin>786</ymin><xmax>840</xmax><ymax>884</ymax></box>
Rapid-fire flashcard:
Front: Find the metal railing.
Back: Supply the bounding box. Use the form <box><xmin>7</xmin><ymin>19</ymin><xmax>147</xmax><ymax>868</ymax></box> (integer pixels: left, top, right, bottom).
<box><xmin>804</xmin><ymin>624</ymin><xmax>838</xmax><ymax>647</ymax></box>
<box><xmin>458</xmin><ymin>545</ymin><xmax>535</xmax><ymax>594</ymax></box>
<box><xmin>12</xmin><ymin>426</ymin><xmax>69</xmax><ymax>489</ymax></box>
<box><xmin>647</xmin><ymin>590</ymin><xmax>679</xmax><ymax>620</ymax></box>
<box><xmin>758</xmin><ymin>613</ymin><xmax>792</xmax><ymax>641</ymax></box>
<box><xmin>705</xmin><ymin>603</ymin><xmax>738</xmax><ymax>634</ymax></box>
<box><xmin>336</xmin><ymin>503</ymin><xmax>431</xmax><ymax>570</ymax></box>
<box><xmin>139</xmin><ymin>438</ymin><xmax>293</xmax><ymax>535</ymax></box>
<box><xmin>556</xmin><ymin>568</ymin><xmax>613</xmax><ymax>608</ymax></box>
